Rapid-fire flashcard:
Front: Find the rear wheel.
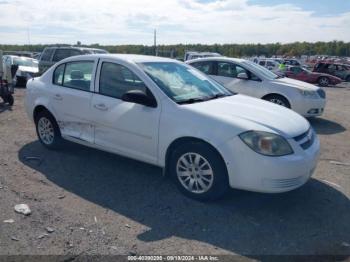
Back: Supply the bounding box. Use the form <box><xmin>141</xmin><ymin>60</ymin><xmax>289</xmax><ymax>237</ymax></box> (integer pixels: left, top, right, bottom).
<box><xmin>318</xmin><ymin>76</ymin><xmax>330</xmax><ymax>87</ymax></box>
<box><xmin>169</xmin><ymin>141</ymin><xmax>229</xmax><ymax>201</ymax></box>
<box><xmin>264</xmin><ymin>95</ymin><xmax>291</xmax><ymax>108</ymax></box>
<box><xmin>346</xmin><ymin>76</ymin><xmax>350</xmax><ymax>82</ymax></box>
<box><xmin>35</xmin><ymin>110</ymin><xmax>63</xmax><ymax>149</ymax></box>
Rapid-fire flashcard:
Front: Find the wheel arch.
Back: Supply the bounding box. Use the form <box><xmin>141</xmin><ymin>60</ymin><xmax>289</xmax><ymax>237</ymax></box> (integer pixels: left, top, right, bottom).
<box><xmin>261</xmin><ymin>93</ymin><xmax>291</xmax><ymax>108</ymax></box>
<box><xmin>33</xmin><ymin>105</ymin><xmax>55</xmax><ymax>122</ymax></box>
<box><xmin>317</xmin><ymin>75</ymin><xmax>329</xmax><ymax>81</ymax></box>
<box><xmin>164</xmin><ymin>136</ymin><xmax>228</xmax><ymax>177</ymax></box>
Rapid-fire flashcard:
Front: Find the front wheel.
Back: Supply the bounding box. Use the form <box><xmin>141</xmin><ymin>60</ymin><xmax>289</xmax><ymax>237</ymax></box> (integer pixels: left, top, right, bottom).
<box><xmin>264</xmin><ymin>95</ymin><xmax>291</xmax><ymax>108</ymax></box>
<box><xmin>169</xmin><ymin>142</ymin><xmax>229</xmax><ymax>201</ymax></box>
<box><xmin>35</xmin><ymin>111</ymin><xmax>63</xmax><ymax>149</ymax></box>
<box><xmin>318</xmin><ymin>77</ymin><xmax>330</xmax><ymax>87</ymax></box>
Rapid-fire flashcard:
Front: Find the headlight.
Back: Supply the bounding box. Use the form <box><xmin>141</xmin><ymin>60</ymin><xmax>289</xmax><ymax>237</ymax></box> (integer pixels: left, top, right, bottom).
<box><xmin>299</xmin><ymin>90</ymin><xmax>319</xmax><ymax>99</ymax></box>
<box><xmin>239</xmin><ymin>131</ymin><xmax>293</xmax><ymax>156</ymax></box>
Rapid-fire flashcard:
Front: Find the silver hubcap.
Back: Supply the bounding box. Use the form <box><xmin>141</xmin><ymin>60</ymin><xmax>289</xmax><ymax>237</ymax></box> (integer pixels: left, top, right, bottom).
<box><xmin>270</xmin><ymin>98</ymin><xmax>286</xmax><ymax>107</ymax></box>
<box><xmin>320</xmin><ymin>78</ymin><xmax>328</xmax><ymax>85</ymax></box>
<box><xmin>176</xmin><ymin>153</ymin><xmax>214</xmax><ymax>194</ymax></box>
<box><xmin>38</xmin><ymin>117</ymin><xmax>54</xmax><ymax>145</ymax></box>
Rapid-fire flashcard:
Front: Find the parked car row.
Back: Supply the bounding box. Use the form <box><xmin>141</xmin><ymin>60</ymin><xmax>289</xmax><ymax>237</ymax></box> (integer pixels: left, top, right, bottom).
<box><xmin>26</xmin><ymin>54</ymin><xmax>320</xmax><ymax>201</ymax></box>
<box><xmin>186</xmin><ymin>57</ymin><xmax>326</xmax><ymax>117</ymax></box>
<box><xmin>313</xmin><ymin>62</ymin><xmax>350</xmax><ymax>82</ymax></box>
<box><xmin>250</xmin><ymin>57</ymin><xmax>349</xmax><ymax>86</ymax></box>
<box><xmin>285</xmin><ymin>66</ymin><xmax>342</xmax><ymax>87</ymax></box>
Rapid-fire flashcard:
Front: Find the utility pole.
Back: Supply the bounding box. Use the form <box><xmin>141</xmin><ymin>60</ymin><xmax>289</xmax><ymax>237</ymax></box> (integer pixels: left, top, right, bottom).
<box><xmin>0</xmin><ymin>50</ymin><xmax>4</xmax><ymax>80</ymax></box>
<box><xmin>154</xmin><ymin>29</ymin><xmax>158</xmax><ymax>56</ymax></box>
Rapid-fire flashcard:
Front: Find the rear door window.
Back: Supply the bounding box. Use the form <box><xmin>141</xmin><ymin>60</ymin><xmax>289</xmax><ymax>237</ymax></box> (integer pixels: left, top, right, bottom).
<box><xmin>62</xmin><ymin>61</ymin><xmax>94</xmax><ymax>91</ymax></box>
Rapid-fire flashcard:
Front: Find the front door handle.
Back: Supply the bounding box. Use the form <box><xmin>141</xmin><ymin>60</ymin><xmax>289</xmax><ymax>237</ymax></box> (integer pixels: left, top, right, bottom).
<box><xmin>54</xmin><ymin>94</ymin><xmax>63</xmax><ymax>101</ymax></box>
<box><xmin>94</xmin><ymin>103</ymin><xmax>108</xmax><ymax>111</ymax></box>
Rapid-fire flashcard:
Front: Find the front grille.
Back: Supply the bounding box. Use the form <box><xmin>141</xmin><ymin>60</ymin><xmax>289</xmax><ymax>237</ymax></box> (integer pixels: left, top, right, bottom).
<box><xmin>293</xmin><ymin>128</ymin><xmax>315</xmax><ymax>150</ymax></box>
<box><xmin>294</xmin><ymin>129</ymin><xmax>309</xmax><ymax>142</ymax></box>
<box><xmin>317</xmin><ymin>88</ymin><xmax>326</xmax><ymax>99</ymax></box>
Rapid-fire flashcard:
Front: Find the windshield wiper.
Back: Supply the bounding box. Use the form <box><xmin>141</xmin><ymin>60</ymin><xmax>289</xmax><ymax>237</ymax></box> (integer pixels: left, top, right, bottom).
<box><xmin>177</xmin><ymin>97</ymin><xmax>208</xmax><ymax>105</ymax></box>
<box><xmin>207</xmin><ymin>93</ymin><xmax>228</xmax><ymax>100</ymax></box>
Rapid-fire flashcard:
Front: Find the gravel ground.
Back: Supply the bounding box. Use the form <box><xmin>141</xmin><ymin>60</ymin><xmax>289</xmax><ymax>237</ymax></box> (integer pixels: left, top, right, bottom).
<box><xmin>0</xmin><ymin>86</ymin><xmax>350</xmax><ymax>260</ymax></box>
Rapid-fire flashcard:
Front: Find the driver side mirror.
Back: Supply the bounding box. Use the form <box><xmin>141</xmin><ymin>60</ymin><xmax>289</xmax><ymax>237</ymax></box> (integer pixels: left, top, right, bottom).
<box><xmin>237</xmin><ymin>72</ymin><xmax>249</xmax><ymax>80</ymax></box>
<box><xmin>121</xmin><ymin>90</ymin><xmax>157</xmax><ymax>108</ymax></box>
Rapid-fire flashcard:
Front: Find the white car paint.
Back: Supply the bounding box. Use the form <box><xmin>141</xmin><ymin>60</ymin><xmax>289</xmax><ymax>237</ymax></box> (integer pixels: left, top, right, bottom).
<box><xmin>187</xmin><ymin>57</ymin><xmax>326</xmax><ymax>117</ymax></box>
<box><xmin>3</xmin><ymin>55</ymin><xmax>39</xmax><ymax>84</ymax></box>
<box><xmin>25</xmin><ymin>54</ymin><xmax>320</xmax><ymax>195</ymax></box>
<box><xmin>252</xmin><ymin>58</ymin><xmax>281</xmax><ymax>73</ymax></box>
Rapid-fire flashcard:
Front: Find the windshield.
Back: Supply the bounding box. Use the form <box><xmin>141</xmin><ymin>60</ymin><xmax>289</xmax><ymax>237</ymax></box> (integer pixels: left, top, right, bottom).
<box><xmin>139</xmin><ymin>62</ymin><xmax>232</xmax><ymax>104</ymax></box>
<box><xmin>13</xmin><ymin>57</ymin><xmax>38</xmax><ymax>67</ymax></box>
<box><xmin>243</xmin><ymin>61</ymin><xmax>279</xmax><ymax>80</ymax></box>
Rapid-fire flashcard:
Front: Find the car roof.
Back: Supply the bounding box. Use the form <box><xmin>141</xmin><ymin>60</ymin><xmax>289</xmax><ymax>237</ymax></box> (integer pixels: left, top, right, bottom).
<box><xmin>4</xmin><ymin>55</ymin><xmax>34</xmax><ymax>60</ymax></box>
<box><xmin>186</xmin><ymin>56</ymin><xmax>246</xmax><ymax>63</ymax></box>
<box><xmin>44</xmin><ymin>46</ymin><xmax>105</xmax><ymax>51</ymax></box>
<box><xmin>63</xmin><ymin>54</ymin><xmax>178</xmax><ymax>64</ymax></box>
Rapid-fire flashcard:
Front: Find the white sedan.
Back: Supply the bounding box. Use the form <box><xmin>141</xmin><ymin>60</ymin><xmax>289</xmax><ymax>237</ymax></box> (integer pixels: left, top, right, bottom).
<box><xmin>186</xmin><ymin>57</ymin><xmax>326</xmax><ymax>117</ymax></box>
<box><xmin>25</xmin><ymin>54</ymin><xmax>320</xmax><ymax>200</ymax></box>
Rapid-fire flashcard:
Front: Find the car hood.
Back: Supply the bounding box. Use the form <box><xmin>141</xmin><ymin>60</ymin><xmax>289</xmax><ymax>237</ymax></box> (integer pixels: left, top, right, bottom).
<box><xmin>272</xmin><ymin>77</ymin><xmax>319</xmax><ymax>91</ymax></box>
<box><xmin>184</xmin><ymin>95</ymin><xmax>309</xmax><ymax>138</ymax></box>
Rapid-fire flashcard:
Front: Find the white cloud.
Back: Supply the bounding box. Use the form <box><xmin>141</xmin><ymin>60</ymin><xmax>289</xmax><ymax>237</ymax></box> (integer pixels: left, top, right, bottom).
<box><xmin>0</xmin><ymin>0</ymin><xmax>349</xmax><ymax>45</ymax></box>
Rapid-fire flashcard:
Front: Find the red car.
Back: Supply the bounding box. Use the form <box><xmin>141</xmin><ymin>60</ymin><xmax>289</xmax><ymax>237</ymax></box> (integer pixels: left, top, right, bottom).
<box><xmin>285</xmin><ymin>66</ymin><xmax>342</xmax><ymax>87</ymax></box>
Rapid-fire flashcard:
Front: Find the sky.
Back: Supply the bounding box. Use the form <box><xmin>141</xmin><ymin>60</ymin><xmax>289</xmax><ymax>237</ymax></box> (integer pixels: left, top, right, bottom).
<box><xmin>0</xmin><ymin>0</ymin><xmax>349</xmax><ymax>45</ymax></box>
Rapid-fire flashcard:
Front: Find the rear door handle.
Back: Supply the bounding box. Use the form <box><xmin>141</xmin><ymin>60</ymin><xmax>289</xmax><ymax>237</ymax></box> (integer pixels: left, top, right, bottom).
<box><xmin>53</xmin><ymin>94</ymin><xmax>63</xmax><ymax>101</ymax></box>
<box><xmin>94</xmin><ymin>103</ymin><xmax>108</xmax><ymax>111</ymax></box>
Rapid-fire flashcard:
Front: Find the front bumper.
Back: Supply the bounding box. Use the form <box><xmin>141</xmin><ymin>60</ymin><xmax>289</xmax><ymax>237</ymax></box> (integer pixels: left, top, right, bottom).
<box><xmin>217</xmin><ymin>132</ymin><xmax>320</xmax><ymax>193</ymax></box>
<box><xmin>330</xmin><ymin>79</ymin><xmax>342</xmax><ymax>85</ymax></box>
<box><xmin>293</xmin><ymin>97</ymin><xmax>326</xmax><ymax>117</ymax></box>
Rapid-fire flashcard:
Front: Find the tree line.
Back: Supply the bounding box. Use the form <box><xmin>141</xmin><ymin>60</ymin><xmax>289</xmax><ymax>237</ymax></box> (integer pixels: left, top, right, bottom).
<box><xmin>1</xmin><ymin>41</ymin><xmax>350</xmax><ymax>58</ymax></box>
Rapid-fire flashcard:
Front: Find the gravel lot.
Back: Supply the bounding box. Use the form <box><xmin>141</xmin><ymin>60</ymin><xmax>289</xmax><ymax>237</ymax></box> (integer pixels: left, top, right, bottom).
<box><xmin>0</xmin><ymin>86</ymin><xmax>350</xmax><ymax>259</ymax></box>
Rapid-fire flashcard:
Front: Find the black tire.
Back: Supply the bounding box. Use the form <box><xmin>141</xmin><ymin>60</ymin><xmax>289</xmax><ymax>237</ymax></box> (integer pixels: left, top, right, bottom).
<box><xmin>264</xmin><ymin>94</ymin><xmax>291</xmax><ymax>108</ymax></box>
<box><xmin>35</xmin><ymin>110</ymin><xmax>63</xmax><ymax>150</ymax></box>
<box><xmin>318</xmin><ymin>76</ymin><xmax>330</xmax><ymax>87</ymax></box>
<box><xmin>346</xmin><ymin>76</ymin><xmax>350</xmax><ymax>82</ymax></box>
<box><xmin>15</xmin><ymin>77</ymin><xmax>27</xmax><ymax>87</ymax></box>
<box><xmin>5</xmin><ymin>95</ymin><xmax>14</xmax><ymax>106</ymax></box>
<box><xmin>169</xmin><ymin>141</ymin><xmax>229</xmax><ymax>201</ymax></box>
